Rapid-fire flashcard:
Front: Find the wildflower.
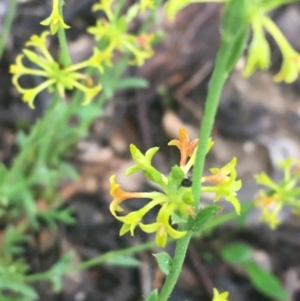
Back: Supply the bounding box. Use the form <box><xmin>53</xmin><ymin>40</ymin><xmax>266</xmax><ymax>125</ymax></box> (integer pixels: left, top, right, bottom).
<box><xmin>88</xmin><ymin>7</ymin><xmax>155</xmax><ymax>66</ymax></box>
<box><xmin>243</xmin><ymin>18</ymin><xmax>270</xmax><ymax>77</ymax></box>
<box><xmin>140</xmin><ymin>203</ymin><xmax>187</xmax><ymax>247</ymax></box>
<box><xmin>92</xmin><ymin>0</ymin><xmax>115</xmax><ymax>21</ymax></box>
<box><xmin>169</xmin><ymin>127</ymin><xmax>214</xmax><ymax>173</ymax></box>
<box><xmin>168</xmin><ymin>127</ymin><xmax>199</xmax><ymax>168</ymax></box>
<box><xmin>212</xmin><ymin>288</ymin><xmax>229</xmax><ymax>301</ymax></box>
<box><xmin>202</xmin><ymin>158</ymin><xmax>242</xmax><ymax>214</ymax></box>
<box><xmin>109</xmin><ymin>175</ymin><xmax>179</xmax><ymax>242</ymax></box>
<box><xmin>10</xmin><ymin>32</ymin><xmax>105</xmax><ymax>108</ymax></box>
<box><xmin>261</xmin><ymin>16</ymin><xmax>300</xmax><ymax>83</ymax></box>
<box><xmin>109</xmin><ymin>175</ymin><xmax>164</xmax><ymax>216</ymax></box>
<box><xmin>255</xmin><ymin>191</ymin><xmax>281</xmax><ymax>229</ymax></box>
<box><xmin>244</xmin><ymin>6</ymin><xmax>300</xmax><ymax>83</ymax></box>
<box><xmin>139</xmin><ymin>0</ymin><xmax>155</xmax><ymax>13</ymax></box>
<box><xmin>109</xmin><ymin>129</ymin><xmax>240</xmax><ymax>247</ymax></box>
<box><xmin>40</xmin><ymin>0</ymin><xmax>70</xmax><ymax>34</ymax></box>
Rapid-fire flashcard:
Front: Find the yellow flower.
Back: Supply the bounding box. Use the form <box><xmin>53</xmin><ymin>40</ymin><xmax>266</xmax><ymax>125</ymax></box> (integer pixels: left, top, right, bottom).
<box><xmin>10</xmin><ymin>32</ymin><xmax>104</xmax><ymax>108</ymax></box>
<box><xmin>273</xmin><ymin>52</ymin><xmax>300</xmax><ymax>83</ymax></box>
<box><xmin>140</xmin><ymin>0</ymin><xmax>155</xmax><ymax>13</ymax></box>
<box><xmin>255</xmin><ymin>191</ymin><xmax>281</xmax><ymax>229</ymax></box>
<box><xmin>202</xmin><ymin>158</ymin><xmax>242</xmax><ymax>214</ymax></box>
<box><xmin>40</xmin><ymin>0</ymin><xmax>70</xmax><ymax>34</ymax></box>
<box><xmin>92</xmin><ymin>0</ymin><xmax>115</xmax><ymax>21</ymax></box>
<box><xmin>262</xmin><ymin>15</ymin><xmax>300</xmax><ymax>83</ymax></box>
<box><xmin>88</xmin><ymin>19</ymin><xmax>155</xmax><ymax>67</ymax></box>
<box><xmin>139</xmin><ymin>203</ymin><xmax>187</xmax><ymax>247</ymax></box>
<box><xmin>168</xmin><ymin>127</ymin><xmax>198</xmax><ymax>167</ymax></box>
<box><xmin>212</xmin><ymin>288</ymin><xmax>229</xmax><ymax>301</ymax></box>
<box><xmin>109</xmin><ymin>175</ymin><xmax>145</xmax><ymax>216</ymax></box>
<box><xmin>243</xmin><ymin>18</ymin><xmax>270</xmax><ymax>77</ymax></box>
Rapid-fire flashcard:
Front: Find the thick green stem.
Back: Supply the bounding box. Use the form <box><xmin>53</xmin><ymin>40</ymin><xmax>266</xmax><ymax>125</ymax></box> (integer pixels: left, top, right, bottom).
<box><xmin>0</xmin><ymin>0</ymin><xmax>18</xmax><ymax>59</ymax></box>
<box><xmin>58</xmin><ymin>0</ymin><xmax>72</xmax><ymax>66</ymax></box>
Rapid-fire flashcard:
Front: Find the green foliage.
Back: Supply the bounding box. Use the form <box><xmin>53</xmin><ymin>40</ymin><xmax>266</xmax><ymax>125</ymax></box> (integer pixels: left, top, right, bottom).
<box><xmin>221</xmin><ymin>243</ymin><xmax>288</xmax><ymax>300</ymax></box>
<box><xmin>144</xmin><ymin>289</ymin><xmax>158</xmax><ymax>301</ymax></box>
<box><xmin>154</xmin><ymin>251</ymin><xmax>173</xmax><ymax>275</ymax></box>
<box><xmin>188</xmin><ymin>205</ymin><xmax>220</xmax><ymax>232</ymax></box>
<box><xmin>105</xmin><ymin>255</ymin><xmax>141</xmax><ymax>267</ymax></box>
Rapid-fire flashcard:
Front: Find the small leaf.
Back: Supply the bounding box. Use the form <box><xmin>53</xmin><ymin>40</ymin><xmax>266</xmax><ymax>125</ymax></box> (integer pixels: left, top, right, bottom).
<box><xmin>106</xmin><ymin>255</ymin><xmax>141</xmax><ymax>267</ymax></box>
<box><xmin>145</xmin><ymin>147</ymin><xmax>160</xmax><ymax>164</ymax></box>
<box><xmin>144</xmin><ymin>289</ymin><xmax>158</xmax><ymax>301</ymax></box>
<box><xmin>143</xmin><ymin>168</ymin><xmax>165</xmax><ymax>187</ymax></box>
<box><xmin>221</xmin><ymin>242</ymin><xmax>252</xmax><ymax>264</ymax></box>
<box><xmin>126</xmin><ymin>164</ymin><xmax>142</xmax><ymax>176</ymax></box>
<box><xmin>130</xmin><ymin>144</ymin><xmax>146</xmax><ymax>164</ymax></box>
<box><xmin>243</xmin><ymin>261</ymin><xmax>288</xmax><ymax>301</ymax></box>
<box><xmin>188</xmin><ymin>205</ymin><xmax>220</xmax><ymax>232</ymax></box>
<box><xmin>117</xmin><ymin>77</ymin><xmax>149</xmax><ymax>89</ymax></box>
<box><xmin>153</xmin><ymin>251</ymin><xmax>173</xmax><ymax>275</ymax></box>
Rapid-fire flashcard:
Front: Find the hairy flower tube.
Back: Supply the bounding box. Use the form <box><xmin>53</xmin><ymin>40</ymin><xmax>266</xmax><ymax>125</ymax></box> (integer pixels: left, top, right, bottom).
<box><xmin>88</xmin><ymin>1</ymin><xmax>155</xmax><ymax>66</ymax></box>
<box><xmin>109</xmin><ymin>127</ymin><xmax>241</xmax><ymax>247</ymax></box>
<box><xmin>254</xmin><ymin>158</ymin><xmax>300</xmax><ymax>229</ymax></box>
<box><xmin>9</xmin><ymin>32</ymin><xmax>109</xmax><ymax>108</ymax></box>
<box><xmin>40</xmin><ymin>0</ymin><xmax>70</xmax><ymax>34</ymax></box>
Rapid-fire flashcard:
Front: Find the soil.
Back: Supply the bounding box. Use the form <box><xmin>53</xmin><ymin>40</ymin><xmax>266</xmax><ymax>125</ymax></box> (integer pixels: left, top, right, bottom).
<box><xmin>1</xmin><ymin>1</ymin><xmax>300</xmax><ymax>301</ymax></box>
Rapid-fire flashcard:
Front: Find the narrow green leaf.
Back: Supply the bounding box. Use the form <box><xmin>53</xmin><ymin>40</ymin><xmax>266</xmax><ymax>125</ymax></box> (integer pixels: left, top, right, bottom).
<box><xmin>153</xmin><ymin>251</ymin><xmax>173</xmax><ymax>275</ymax></box>
<box><xmin>243</xmin><ymin>261</ymin><xmax>288</xmax><ymax>301</ymax></box>
<box><xmin>144</xmin><ymin>289</ymin><xmax>158</xmax><ymax>301</ymax></box>
<box><xmin>117</xmin><ymin>77</ymin><xmax>149</xmax><ymax>89</ymax></box>
<box><xmin>130</xmin><ymin>144</ymin><xmax>146</xmax><ymax>164</ymax></box>
<box><xmin>188</xmin><ymin>204</ymin><xmax>220</xmax><ymax>232</ymax></box>
<box><xmin>221</xmin><ymin>242</ymin><xmax>252</xmax><ymax>264</ymax></box>
<box><xmin>105</xmin><ymin>255</ymin><xmax>141</xmax><ymax>267</ymax></box>
<box><xmin>126</xmin><ymin>164</ymin><xmax>142</xmax><ymax>176</ymax></box>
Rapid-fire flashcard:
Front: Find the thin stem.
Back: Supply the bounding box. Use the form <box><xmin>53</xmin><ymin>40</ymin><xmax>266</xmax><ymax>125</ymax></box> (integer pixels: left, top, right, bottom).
<box><xmin>156</xmin><ymin>44</ymin><xmax>230</xmax><ymax>301</ymax></box>
<box><xmin>25</xmin><ymin>239</ymin><xmax>158</xmax><ymax>282</ymax></box>
<box><xmin>156</xmin><ymin>1</ymin><xmax>248</xmax><ymax>299</ymax></box>
<box><xmin>156</xmin><ymin>232</ymin><xmax>192</xmax><ymax>301</ymax></box>
<box><xmin>57</xmin><ymin>0</ymin><xmax>72</xmax><ymax>66</ymax></box>
<box><xmin>0</xmin><ymin>0</ymin><xmax>18</xmax><ymax>59</ymax></box>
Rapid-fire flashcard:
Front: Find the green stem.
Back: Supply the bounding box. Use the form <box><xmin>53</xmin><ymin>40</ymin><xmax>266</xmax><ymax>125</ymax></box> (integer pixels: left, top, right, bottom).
<box><xmin>25</xmin><ymin>239</ymin><xmax>158</xmax><ymax>282</ymax></box>
<box><xmin>156</xmin><ymin>42</ymin><xmax>231</xmax><ymax>301</ymax></box>
<box><xmin>57</xmin><ymin>0</ymin><xmax>72</xmax><ymax>66</ymax></box>
<box><xmin>156</xmin><ymin>233</ymin><xmax>192</xmax><ymax>301</ymax></box>
<box><xmin>156</xmin><ymin>1</ymin><xmax>248</xmax><ymax>299</ymax></box>
<box><xmin>0</xmin><ymin>0</ymin><xmax>18</xmax><ymax>59</ymax></box>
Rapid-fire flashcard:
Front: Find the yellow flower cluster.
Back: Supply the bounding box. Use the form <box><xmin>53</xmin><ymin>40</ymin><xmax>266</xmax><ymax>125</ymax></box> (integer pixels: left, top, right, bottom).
<box><xmin>254</xmin><ymin>158</ymin><xmax>300</xmax><ymax>229</ymax></box>
<box><xmin>9</xmin><ymin>32</ymin><xmax>110</xmax><ymax>108</ymax></box>
<box><xmin>165</xmin><ymin>0</ymin><xmax>300</xmax><ymax>83</ymax></box>
<box><xmin>109</xmin><ymin>128</ymin><xmax>241</xmax><ymax>247</ymax></box>
<box><xmin>87</xmin><ymin>0</ymin><xmax>155</xmax><ymax>66</ymax></box>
